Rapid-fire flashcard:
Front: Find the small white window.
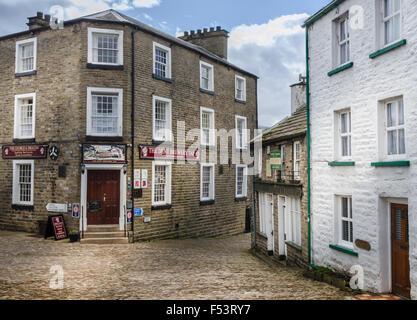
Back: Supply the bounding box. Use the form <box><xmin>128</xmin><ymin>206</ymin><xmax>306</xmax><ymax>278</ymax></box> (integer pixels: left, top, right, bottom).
<box><xmin>235</xmin><ymin>75</ymin><xmax>246</xmax><ymax>101</ymax></box>
<box><xmin>383</xmin><ymin>0</ymin><xmax>401</xmax><ymax>45</ymax></box>
<box><xmin>152</xmin><ymin>161</ymin><xmax>172</xmax><ymax>206</ymax></box>
<box><xmin>12</xmin><ymin>160</ymin><xmax>34</xmax><ymax>206</ymax></box>
<box><xmin>340</xmin><ymin>111</ymin><xmax>352</xmax><ymax>158</ymax></box>
<box><xmin>86</xmin><ymin>87</ymin><xmax>123</xmax><ymax>137</ymax></box>
<box><xmin>338</xmin><ymin>16</ymin><xmax>350</xmax><ymax>65</ymax></box>
<box><xmin>14</xmin><ymin>93</ymin><xmax>36</xmax><ymax>139</ymax></box>
<box><xmin>236</xmin><ymin>165</ymin><xmax>247</xmax><ymax>198</ymax></box>
<box><xmin>293</xmin><ymin>141</ymin><xmax>301</xmax><ymax>181</ymax></box>
<box><xmin>284</xmin><ymin>196</ymin><xmax>302</xmax><ymax>246</ymax></box>
<box><xmin>200</xmin><ymin>61</ymin><xmax>214</xmax><ymax>92</ymax></box>
<box><xmin>200</xmin><ymin>107</ymin><xmax>215</xmax><ymax>147</ymax></box>
<box><xmin>338</xmin><ymin>196</ymin><xmax>353</xmax><ymax>248</ymax></box>
<box><xmin>235</xmin><ymin>115</ymin><xmax>248</xmax><ymax>150</ymax></box>
<box><xmin>15</xmin><ymin>38</ymin><xmax>37</xmax><ymax>74</ymax></box>
<box><xmin>386</xmin><ymin>99</ymin><xmax>405</xmax><ymax>156</ymax></box>
<box><xmin>153</xmin><ymin>96</ymin><xmax>172</xmax><ymax>142</ymax></box>
<box><xmin>88</xmin><ymin>28</ymin><xmax>123</xmax><ymax>65</ymax></box>
<box><xmin>200</xmin><ymin>163</ymin><xmax>215</xmax><ymax>201</ymax></box>
<box><xmin>153</xmin><ymin>42</ymin><xmax>171</xmax><ymax>79</ymax></box>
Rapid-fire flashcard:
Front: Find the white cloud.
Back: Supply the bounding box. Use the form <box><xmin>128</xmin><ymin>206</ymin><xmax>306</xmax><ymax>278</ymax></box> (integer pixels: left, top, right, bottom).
<box><xmin>112</xmin><ymin>0</ymin><xmax>133</xmax><ymax>11</ymax></box>
<box><xmin>132</xmin><ymin>0</ymin><xmax>161</xmax><ymax>8</ymax></box>
<box><xmin>143</xmin><ymin>13</ymin><xmax>153</xmax><ymax>21</ymax></box>
<box><xmin>228</xmin><ymin>14</ymin><xmax>308</xmax><ymax>127</ymax></box>
<box><xmin>175</xmin><ymin>27</ymin><xmax>183</xmax><ymax>37</ymax></box>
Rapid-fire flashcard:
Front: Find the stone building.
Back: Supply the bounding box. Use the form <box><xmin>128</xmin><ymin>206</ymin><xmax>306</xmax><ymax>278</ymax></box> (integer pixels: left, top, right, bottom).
<box><xmin>0</xmin><ymin>10</ymin><xmax>258</xmax><ymax>243</ymax></box>
<box><xmin>252</xmin><ymin>80</ymin><xmax>308</xmax><ymax>267</ymax></box>
<box><xmin>305</xmin><ymin>0</ymin><xmax>416</xmax><ymax>299</ymax></box>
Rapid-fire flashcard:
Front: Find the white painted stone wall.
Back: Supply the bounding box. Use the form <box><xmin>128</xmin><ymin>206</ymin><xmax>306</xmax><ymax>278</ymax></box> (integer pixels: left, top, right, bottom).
<box><xmin>308</xmin><ymin>0</ymin><xmax>417</xmax><ymax>298</ymax></box>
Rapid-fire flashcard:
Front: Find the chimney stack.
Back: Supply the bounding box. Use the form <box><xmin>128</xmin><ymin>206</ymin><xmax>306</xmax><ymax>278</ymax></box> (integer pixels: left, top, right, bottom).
<box><xmin>290</xmin><ymin>75</ymin><xmax>307</xmax><ymax>115</ymax></box>
<box><xmin>27</xmin><ymin>11</ymin><xmax>50</xmax><ymax>30</ymax></box>
<box><xmin>178</xmin><ymin>26</ymin><xmax>229</xmax><ymax>59</ymax></box>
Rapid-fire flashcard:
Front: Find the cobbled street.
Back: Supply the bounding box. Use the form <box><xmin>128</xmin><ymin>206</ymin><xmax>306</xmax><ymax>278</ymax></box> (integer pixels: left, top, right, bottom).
<box><xmin>0</xmin><ymin>231</ymin><xmax>354</xmax><ymax>300</ymax></box>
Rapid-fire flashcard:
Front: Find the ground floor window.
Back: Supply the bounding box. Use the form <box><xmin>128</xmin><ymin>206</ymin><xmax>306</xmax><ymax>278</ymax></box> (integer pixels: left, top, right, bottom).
<box><xmin>12</xmin><ymin>160</ymin><xmax>34</xmax><ymax>206</ymax></box>
<box><xmin>337</xmin><ymin>196</ymin><xmax>353</xmax><ymax>248</ymax></box>
<box><xmin>152</xmin><ymin>161</ymin><xmax>172</xmax><ymax>206</ymax></box>
<box><xmin>236</xmin><ymin>165</ymin><xmax>247</xmax><ymax>198</ymax></box>
<box><xmin>285</xmin><ymin>196</ymin><xmax>301</xmax><ymax>246</ymax></box>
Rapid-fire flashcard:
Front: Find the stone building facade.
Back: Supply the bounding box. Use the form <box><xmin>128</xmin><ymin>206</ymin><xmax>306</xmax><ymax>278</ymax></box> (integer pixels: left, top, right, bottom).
<box><xmin>306</xmin><ymin>0</ymin><xmax>416</xmax><ymax>299</ymax></box>
<box><xmin>0</xmin><ymin>10</ymin><xmax>258</xmax><ymax>243</ymax></box>
<box><xmin>253</xmin><ymin>81</ymin><xmax>308</xmax><ymax>268</ymax></box>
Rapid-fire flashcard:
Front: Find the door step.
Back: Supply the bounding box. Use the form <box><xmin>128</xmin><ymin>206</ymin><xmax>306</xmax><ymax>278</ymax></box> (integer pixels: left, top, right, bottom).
<box><xmin>86</xmin><ymin>225</ymin><xmax>121</xmax><ymax>233</ymax></box>
<box><xmin>81</xmin><ymin>225</ymin><xmax>128</xmax><ymax>244</ymax></box>
<box><xmin>81</xmin><ymin>237</ymin><xmax>129</xmax><ymax>244</ymax></box>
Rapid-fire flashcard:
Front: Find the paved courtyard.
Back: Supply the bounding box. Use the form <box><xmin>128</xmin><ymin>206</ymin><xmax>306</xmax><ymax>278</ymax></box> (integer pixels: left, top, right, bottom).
<box><xmin>0</xmin><ymin>231</ymin><xmax>354</xmax><ymax>300</ymax></box>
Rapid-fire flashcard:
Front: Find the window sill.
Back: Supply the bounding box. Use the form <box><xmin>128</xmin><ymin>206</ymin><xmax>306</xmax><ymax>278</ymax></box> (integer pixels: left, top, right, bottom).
<box><xmin>200</xmin><ymin>145</ymin><xmax>216</xmax><ymax>150</ymax></box>
<box><xmin>235</xmin><ymin>197</ymin><xmax>247</xmax><ymax>202</ymax></box>
<box><xmin>200</xmin><ymin>88</ymin><xmax>215</xmax><ymax>95</ymax></box>
<box><xmin>200</xmin><ymin>200</ymin><xmax>215</xmax><ymax>206</ymax></box>
<box><xmin>329</xmin><ymin>244</ymin><xmax>358</xmax><ymax>257</ymax></box>
<box><xmin>12</xmin><ymin>204</ymin><xmax>34</xmax><ymax>211</ymax></box>
<box><xmin>327</xmin><ymin>62</ymin><xmax>354</xmax><ymax>77</ymax></box>
<box><xmin>151</xmin><ymin>204</ymin><xmax>172</xmax><ymax>211</ymax></box>
<box><xmin>371</xmin><ymin>161</ymin><xmax>410</xmax><ymax>167</ymax></box>
<box><xmin>328</xmin><ymin>161</ymin><xmax>355</xmax><ymax>167</ymax></box>
<box><xmin>13</xmin><ymin>138</ymin><xmax>36</xmax><ymax>144</ymax></box>
<box><xmin>152</xmin><ymin>140</ymin><xmax>174</xmax><ymax>146</ymax></box>
<box><xmin>235</xmin><ymin>98</ymin><xmax>247</xmax><ymax>104</ymax></box>
<box><xmin>86</xmin><ymin>63</ymin><xmax>124</xmax><ymax>70</ymax></box>
<box><xmin>369</xmin><ymin>39</ymin><xmax>407</xmax><ymax>59</ymax></box>
<box><xmin>15</xmin><ymin>70</ymin><xmax>37</xmax><ymax>77</ymax></box>
<box><xmin>85</xmin><ymin>136</ymin><xmax>123</xmax><ymax>142</ymax></box>
<box><xmin>152</xmin><ymin>74</ymin><xmax>173</xmax><ymax>83</ymax></box>
<box><xmin>286</xmin><ymin>241</ymin><xmax>302</xmax><ymax>251</ymax></box>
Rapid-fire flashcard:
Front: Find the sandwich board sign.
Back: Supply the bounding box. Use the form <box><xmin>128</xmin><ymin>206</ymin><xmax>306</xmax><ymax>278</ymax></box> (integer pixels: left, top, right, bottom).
<box><xmin>44</xmin><ymin>215</ymin><xmax>68</xmax><ymax>240</ymax></box>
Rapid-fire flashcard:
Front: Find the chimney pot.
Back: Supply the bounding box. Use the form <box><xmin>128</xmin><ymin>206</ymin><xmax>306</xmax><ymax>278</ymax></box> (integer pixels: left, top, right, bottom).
<box><xmin>197</xmin><ymin>29</ymin><xmax>202</xmax><ymax>34</ymax></box>
<box><xmin>44</xmin><ymin>14</ymin><xmax>51</xmax><ymax>22</ymax></box>
<box><xmin>190</xmin><ymin>30</ymin><xmax>195</xmax><ymax>35</ymax></box>
<box><xmin>37</xmin><ymin>12</ymin><xmax>43</xmax><ymax>18</ymax></box>
<box><xmin>184</xmin><ymin>31</ymin><xmax>189</xmax><ymax>36</ymax></box>
<box><xmin>210</xmin><ymin>27</ymin><xmax>214</xmax><ymax>32</ymax></box>
<box><xmin>216</xmin><ymin>26</ymin><xmax>221</xmax><ymax>31</ymax></box>
<box><xmin>203</xmin><ymin>28</ymin><xmax>208</xmax><ymax>33</ymax></box>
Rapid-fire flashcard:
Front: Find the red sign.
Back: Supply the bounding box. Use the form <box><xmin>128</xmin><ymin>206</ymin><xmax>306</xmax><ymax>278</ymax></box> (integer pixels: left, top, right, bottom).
<box><xmin>139</xmin><ymin>145</ymin><xmax>200</xmax><ymax>161</ymax></box>
<box><xmin>51</xmin><ymin>215</ymin><xmax>67</xmax><ymax>240</ymax></box>
<box><xmin>2</xmin><ymin>145</ymin><xmax>47</xmax><ymax>159</ymax></box>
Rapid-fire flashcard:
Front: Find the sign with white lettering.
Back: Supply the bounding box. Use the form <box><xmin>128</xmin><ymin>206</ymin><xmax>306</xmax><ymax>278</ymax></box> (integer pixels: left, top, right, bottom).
<box><xmin>46</xmin><ymin>203</ymin><xmax>68</xmax><ymax>213</ymax></box>
<box><xmin>139</xmin><ymin>145</ymin><xmax>200</xmax><ymax>161</ymax></box>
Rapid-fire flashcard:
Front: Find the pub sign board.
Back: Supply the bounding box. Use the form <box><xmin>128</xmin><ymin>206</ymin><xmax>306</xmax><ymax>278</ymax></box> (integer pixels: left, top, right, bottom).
<box><xmin>2</xmin><ymin>145</ymin><xmax>48</xmax><ymax>159</ymax></box>
<box><xmin>139</xmin><ymin>145</ymin><xmax>200</xmax><ymax>161</ymax></box>
<box><xmin>44</xmin><ymin>215</ymin><xmax>68</xmax><ymax>241</ymax></box>
<box><xmin>270</xmin><ymin>150</ymin><xmax>282</xmax><ymax>171</ymax></box>
<box><xmin>83</xmin><ymin>144</ymin><xmax>126</xmax><ymax>163</ymax></box>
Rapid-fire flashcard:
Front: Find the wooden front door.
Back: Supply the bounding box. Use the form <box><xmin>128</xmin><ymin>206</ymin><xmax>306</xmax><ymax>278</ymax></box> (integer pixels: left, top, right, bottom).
<box><xmin>87</xmin><ymin>170</ymin><xmax>120</xmax><ymax>225</ymax></box>
<box><xmin>391</xmin><ymin>203</ymin><xmax>410</xmax><ymax>299</ymax></box>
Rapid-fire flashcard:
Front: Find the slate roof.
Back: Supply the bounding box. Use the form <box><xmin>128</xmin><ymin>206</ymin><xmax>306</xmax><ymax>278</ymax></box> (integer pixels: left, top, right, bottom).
<box><xmin>262</xmin><ymin>106</ymin><xmax>307</xmax><ymax>144</ymax></box>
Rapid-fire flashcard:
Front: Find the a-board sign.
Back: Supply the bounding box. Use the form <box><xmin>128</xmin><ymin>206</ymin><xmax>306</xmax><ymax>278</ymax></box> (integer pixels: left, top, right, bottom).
<box><xmin>44</xmin><ymin>215</ymin><xmax>68</xmax><ymax>240</ymax></box>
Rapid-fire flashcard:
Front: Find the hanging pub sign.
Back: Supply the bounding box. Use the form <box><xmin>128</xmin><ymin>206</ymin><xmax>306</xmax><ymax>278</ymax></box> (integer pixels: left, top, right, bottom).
<box><xmin>270</xmin><ymin>150</ymin><xmax>282</xmax><ymax>171</ymax></box>
<box><xmin>83</xmin><ymin>144</ymin><xmax>126</xmax><ymax>163</ymax></box>
<box><xmin>44</xmin><ymin>214</ymin><xmax>68</xmax><ymax>240</ymax></box>
<box><xmin>139</xmin><ymin>145</ymin><xmax>200</xmax><ymax>161</ymax></box>
<box><xmin>2</xmin><ymin>145</ymin><xmax>48</xmax><ymax>159</ymax></box>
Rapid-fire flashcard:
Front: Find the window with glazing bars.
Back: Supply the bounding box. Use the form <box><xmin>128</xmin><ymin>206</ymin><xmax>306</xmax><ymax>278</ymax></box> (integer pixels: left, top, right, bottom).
<box><xmin>383</xmin><ymin>0</ymin><xmax>401</xmax><ymax>45</ymax></box>
<box><xmin>236</xmin><ymin>166</ymin><xmax>245</xmax><ymax>196</ymax></box>
<box><xmin>154</xmin><ymin>100</ymin><xmax>168</xmax><ymax>141</ymax></box>
<box><xmin>386</xmin><ymin>99</ymin><xmax>405</xmax><ymax>155</ymax></box>
<box><xmin>293</xmin><ymin>142</ymin><xmax>301</xmax><ymax>180</ymax></box>
<box><xmin>153</xmin><ymin>165</ymin><xmax>167</xmax><ymax>204</ymax></box>
<box><xmin>202</xmin><ymin>166</ymin><xmax>212</xmax><ymax>199</ymax></box>
<box><xmin>19</xmin><ymin>43</ymin><xmax>34</xmax><ymax>72</ymax></box>
<box><xmin>236</xmin><ymin>77</ymin><xmax>246</xmax><ymax>101</ymax></box>
<box><xmin>19</xmin><ymin>98</ymin><xmax>33</xmax><ymax>138</ymax></box>
<box><xmin>155</xmin><ymin>47</ymin><xmax>168</xmax><ymax>78</ymax></box>
<box><xmin>93</xmin><ymin>33</ymin><xmax>119</xmax><ymax>64</ymax></box>
<box><xmin>201</xmin><ymin>111</ymin><xmax>212</xmax><ymax>145</ymax></box>
<box><xmin>236</xmin><ymin>117</ymin><xmax>247</xmax><ymax>149</ymax></box>
<box><xmin>340</xmin><ymin>111</ymin><xmax>351</xmax><ymax>157</ymax></box>
<box><xmin>18</xmin><ymin>164</ymin><xmax>32</xmax><ymax>203</ymax></box>
<box><xmin>201</xmin><ymin>65</ymin><xmax>211</xmax><ymax>90</ymax></box>
<box><xmin>338</xmin><ymin>17</ymin><xmax>350</xmax><ymax>65</ymax></box>
<box><xmin>340</xmin><ymin>197</ymin><xmax>353</xmax><ymax>245</ymax></box>
<box><xmin>91</xmin><ymin>94</ymin><xmax>118</xmax><ymax>135</ymax></box>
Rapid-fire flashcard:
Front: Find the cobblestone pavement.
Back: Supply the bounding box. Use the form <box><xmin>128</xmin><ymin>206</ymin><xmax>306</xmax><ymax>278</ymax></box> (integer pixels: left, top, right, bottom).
<box><xmin>0</xmin><ymin>231</ymin><xmax>354</xmax><ymax>300</ymax></box>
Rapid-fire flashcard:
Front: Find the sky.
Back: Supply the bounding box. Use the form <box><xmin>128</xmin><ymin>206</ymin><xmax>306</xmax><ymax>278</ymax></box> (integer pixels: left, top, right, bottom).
<box><xmin>0</xmin><ymin>0</ymin><xmax>331</xmax><ymax>128</ymax></box>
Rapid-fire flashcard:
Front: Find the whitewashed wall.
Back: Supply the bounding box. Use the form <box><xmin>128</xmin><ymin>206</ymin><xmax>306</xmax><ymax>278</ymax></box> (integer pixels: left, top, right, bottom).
<box><xmin>308</xmin><ymin>0</ymin><xmax>417</xmax><ymax>298</ymax></box>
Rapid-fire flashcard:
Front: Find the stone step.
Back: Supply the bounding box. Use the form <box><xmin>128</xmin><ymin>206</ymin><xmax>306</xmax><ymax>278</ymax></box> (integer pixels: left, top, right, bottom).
<box><xmin>83</xmin><ymin>231</ymin><xmax>126</xmax><ymax>239</ymax></box>
<box><xmin>87</xmin><ymin>225</ymin><xmax>120</xmax><ymax>233</ymax></box>
<box><xmin>80</xmin><ymin>237</ymin><xmax>129</xmax><ymax>245</ymax></box>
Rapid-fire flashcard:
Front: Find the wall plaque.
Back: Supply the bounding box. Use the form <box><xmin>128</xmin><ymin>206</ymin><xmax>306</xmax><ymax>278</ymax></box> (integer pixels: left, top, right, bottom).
<box><xmin>355</xmin><ymin>239</ymin><xmax>371</xmax><ymax>251</ymax></box>
<box><xmin>83</xmin><ymin>144</ymin><xmax>126</xmax><ymax>163</ymax></box>
<box><xmin>2</xmin><ymin>145</ymin><xmax>47</xmax><ymax>159</ymax></box>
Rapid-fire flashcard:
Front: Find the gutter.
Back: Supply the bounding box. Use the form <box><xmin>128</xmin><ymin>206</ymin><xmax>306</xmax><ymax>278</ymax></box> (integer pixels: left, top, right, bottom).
<box><xmin>302</xmin><ymin>0</ymin><xmax>345</xmax><ymax>28</ymax></box>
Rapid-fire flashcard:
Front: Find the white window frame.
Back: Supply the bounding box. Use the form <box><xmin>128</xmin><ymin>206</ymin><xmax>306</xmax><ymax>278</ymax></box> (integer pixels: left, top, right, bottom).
<box><xmin>236</xmin><ymin>164</ymin><xmax>248</xmax><ymax>198</ymax></box>
<box><xmin>337</xmin><ymin>196</ymin><xmax>354</xmax><ymax>249</ymax></box>
<box><xmin>385</xmin><ymin>98</ymin><xmax>406</xmax><ymax>157</ymax></box>
<box><xmin>12</xmin><ymin>160</ymin><xmax>34</xmax><ymax>206</ymax></box>
<box><xmin>200</xmin><ymin>163</ymin><xmax>215</xmax><ymax>201</ymax></box>
<box><xmin>200</xmin><ymin>107</ymin><xmax>215</xmax><ymax>147</ymax></box>
<box><xmin>14</xmin><ymin>93</ymin><xmax>36</xmax><ymax>140</ymax></box>
<box><xmin>235</xmin><ymin>115</ymin><xmax>248</xmax><ymax>150</ymax></box>
<box><xmin>381</xmin><ymin>0</ymin><xmax>402</xmax><ymax>47</ymax></box>
<box><xmin>152</xmin><ymin>95</ymin><xmax>173</xmax><ymax>142</ymax></box>
<box><xmin>338</xmin><ymin>15</ymin><xmax>350</xmax><ymax>66</ymax></box>
<box><xmin>284</xmin><ymin>196</ymin><xmax>302</xmax><ymax>247</ymax></box>
<box><xmin>15</xmin><ymin>37</ymin><xmax>37</xmax><ymax>74</ymax></box>
<box><xmin>87</xmin><ymin>28</ymin><xmax>124</xmax><ymax>66</ymax></box>
<box><xmin>86</xmin><ymin>87</ymin><xmax>123</xmax><ymax>137</ymax></box>
<box><xmin>153</xmin><ymin>42</ymin><xmax>172</xmax><ymax>79</ymax></box>
<box><xmin>235</xmin><ymin>75</ymin><xmax>247</xmax><ymax>102</ymax></box>
<box><xmin>339</xmin><ymin>110</ymin><xmax>352</xmax><ymax>159</ymax></box>
<box><xmin>200</xmin><ymin>61</ymin><xmax>214</xmax><ymax>92</ymax></box>
<box><xmin>152</xmin><ymin>161</ymin><xmax>172</xmax><ymax>206</ymax></box>
<box><xmin>293</xmin><ymin>141</ymin><xmax>301</xmax><ymax>181</ymax></box>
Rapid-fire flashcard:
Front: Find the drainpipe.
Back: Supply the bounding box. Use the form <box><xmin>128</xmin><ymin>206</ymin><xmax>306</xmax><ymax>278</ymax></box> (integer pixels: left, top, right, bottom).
<box><xmin>306</xmin><ymin>26</ymin><xmax>317</xmax><ymax>270</ymax></box>
<box><xmin>252</xmin><ymin>78</ymin><xmax>259</xmax><ymax>249</ymax></box>
<box><xmin>130</xmin><ymin>27</ymin><xmax>138</xmax><ymax>243</ymax></box>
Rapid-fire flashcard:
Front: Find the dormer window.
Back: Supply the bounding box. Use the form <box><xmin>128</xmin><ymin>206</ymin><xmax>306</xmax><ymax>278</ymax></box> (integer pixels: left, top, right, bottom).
<box><xmin>88</xmin><ymin>28</ymin><xmax>124</xmax><ymax>66</ymax></box>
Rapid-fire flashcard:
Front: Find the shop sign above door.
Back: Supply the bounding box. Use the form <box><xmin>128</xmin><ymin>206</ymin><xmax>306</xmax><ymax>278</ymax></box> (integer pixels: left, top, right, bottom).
<box><xmin>139</xmin><ymin>145</ymin><xmax>200</xmax><ymax>161</ymax></box>
<box><xmin>83</xmin><ymin>144</ymin><xmax>126</xmax><ymax>163</ymax></box>
<box><xmin>2</xmin><ymin>145</ymin><xmax>48</xmax><ymax>159</ymax></box>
